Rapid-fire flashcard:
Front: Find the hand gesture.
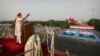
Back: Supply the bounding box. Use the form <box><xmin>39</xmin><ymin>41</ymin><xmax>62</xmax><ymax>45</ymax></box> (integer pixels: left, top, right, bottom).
<box><xmin>23</xmin><ymin>13</ymin><xmax>30</xmax><ymax>20</ymax></box>
<box><xmin>27</xmin><ymin>13</ymin><xmax>30</xmax><ymax>16</ymax></box>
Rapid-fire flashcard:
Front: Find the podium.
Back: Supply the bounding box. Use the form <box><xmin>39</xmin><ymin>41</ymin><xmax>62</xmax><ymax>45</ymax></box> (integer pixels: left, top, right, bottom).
<box><xmin>22</xmin><ymin>23</ymin><xmax>35</xmax><ymax>45</ymax></box>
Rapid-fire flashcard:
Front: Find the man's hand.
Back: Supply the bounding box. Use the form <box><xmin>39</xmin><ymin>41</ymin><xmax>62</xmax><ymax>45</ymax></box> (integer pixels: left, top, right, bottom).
<box><xmin>27</xmin><ymin>13</ymin><xmax>30</xmax><ymax>17</ymax></box>
<box><xmin>23</xmin><ymin>13</ymin><xmax>30</xmax><ymax>20</ymax></box>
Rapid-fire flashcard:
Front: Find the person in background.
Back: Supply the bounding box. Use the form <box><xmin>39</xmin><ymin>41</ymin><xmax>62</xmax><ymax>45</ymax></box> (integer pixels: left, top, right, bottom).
<box><xmin>14</xmin><ymin>12</ymin><xmax>30</xmax><ymax>44</ymax></box>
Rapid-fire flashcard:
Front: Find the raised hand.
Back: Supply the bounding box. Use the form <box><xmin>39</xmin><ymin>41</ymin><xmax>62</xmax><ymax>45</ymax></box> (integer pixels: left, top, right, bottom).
<box><xmin>27</xmin><ymin>13</ymin><xmax>30</xmax><ymax>16</ymax></box>
<box><xmin>23</xmin><ymin>13</ymin><xmax>30</xmax><ymax>20</ymax></box>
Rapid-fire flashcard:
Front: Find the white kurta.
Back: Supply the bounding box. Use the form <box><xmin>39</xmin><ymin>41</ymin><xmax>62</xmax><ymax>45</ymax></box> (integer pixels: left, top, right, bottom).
<box><xmin>25</xmin><ymin>35</ymin><xmax>35</xmax><ymax>56</ymax></box>
<box><xmin>15</xmin><ymin>17</ymin><xmax>23</xmax><ymax>37</ymax></box>
<box><xmin>25</xmin><ymin>35</ymin><xmax>42</xmax><ymax>56</ymax></box>
<box><xmin>15</xmin><ymin>17</ymin><xmax>23</xmax><ymax>44</ymax></box>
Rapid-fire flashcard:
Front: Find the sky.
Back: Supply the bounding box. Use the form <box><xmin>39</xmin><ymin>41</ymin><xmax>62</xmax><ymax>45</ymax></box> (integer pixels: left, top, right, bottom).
<box><xmin>0</xmin><ymin>0</ymin><xmax>100</xmax><ymax>21</ymax></box>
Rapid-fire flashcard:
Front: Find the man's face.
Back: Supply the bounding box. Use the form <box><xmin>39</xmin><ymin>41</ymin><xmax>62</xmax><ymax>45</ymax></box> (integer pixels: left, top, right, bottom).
<box><xmin>18</xmin><ymin>15</ymin><xmax>22</xmax><ymax>18</ymax></box>
<box><xmin>17</xmin><ymin>13</ymin><xmax>22</xmax><ymax>18</ymax></box>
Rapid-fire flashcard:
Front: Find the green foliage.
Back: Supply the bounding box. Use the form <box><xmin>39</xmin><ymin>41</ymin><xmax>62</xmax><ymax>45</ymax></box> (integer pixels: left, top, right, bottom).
<box><xmin>33</xmin><ymin>19</ymin><xmax>69</xmax><ymax>28</ymax></box>
<box><xmin>0</xmin><ymin>20</ymin><xmax>70</xmax><ymax>29</ymax></box>
<box><xmin>47</xmin><ymin>20</ymin><xmax>69</xmax><ymax>28</ymax></box>
<box><xmin>88</xmin><ymin>19</ymin><xmax>100</xmax><ymax>25</ymax></box>
<box><xmin>69</xmin><ymin>22</ymin><xmax>77</xmax><ymax>25</ymax></box>
<box><xmin>87</xmin><ymin>18</ymin><xmax>100</xmax><ymax>31</ymax></box>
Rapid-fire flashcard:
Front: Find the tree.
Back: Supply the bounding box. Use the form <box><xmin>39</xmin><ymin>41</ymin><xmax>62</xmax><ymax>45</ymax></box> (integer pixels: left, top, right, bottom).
<box><xmin>87</xmin><ymin>18</ymin><xmax>100</xmax><ymax>32</ymax></box>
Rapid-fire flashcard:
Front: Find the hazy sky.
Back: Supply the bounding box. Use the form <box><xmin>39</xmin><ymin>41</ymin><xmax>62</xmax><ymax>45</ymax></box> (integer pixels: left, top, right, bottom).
<box><xmin>0</xmin><ymin>0</ymin><xmax>100</xmax><ymax>21</ymax></box>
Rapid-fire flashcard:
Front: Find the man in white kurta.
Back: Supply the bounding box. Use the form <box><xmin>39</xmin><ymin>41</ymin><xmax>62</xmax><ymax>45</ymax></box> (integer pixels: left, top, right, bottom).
<box><xmin>14</xmin><ymin>12</ymin><xmax>30</xmax><ymax>44</ymax></box>
<box><xmin>15</xmin><ymin>16</ymin><xmax>23</xmax><ymax>44</ymax></box>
